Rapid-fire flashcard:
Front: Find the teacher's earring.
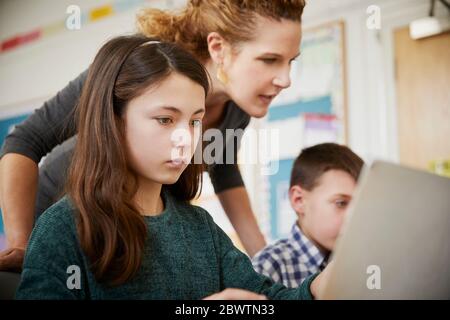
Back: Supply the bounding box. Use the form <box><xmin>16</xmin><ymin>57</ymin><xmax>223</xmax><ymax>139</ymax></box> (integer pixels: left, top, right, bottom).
<box><xmin>217</xmin><ymin>64</ymin><xmax>229</xmax><ymax>85</ymax></box>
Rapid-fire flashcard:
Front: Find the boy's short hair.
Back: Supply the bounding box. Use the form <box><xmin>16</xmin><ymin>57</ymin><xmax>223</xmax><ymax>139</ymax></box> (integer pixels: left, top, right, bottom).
<box><xmin>289</xmin><ymin>143</ymin><xmax>364</xmax><ymax>190</ymax></box>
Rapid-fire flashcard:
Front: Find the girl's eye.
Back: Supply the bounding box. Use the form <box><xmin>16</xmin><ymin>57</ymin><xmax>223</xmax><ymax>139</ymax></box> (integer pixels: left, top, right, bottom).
<box><xmin>191</xmin><ymin>119</ymin><xmax>202</xmax><ymax>127</ymax></box>
<box><xmin>156</xmin><ymin>118</ymin><xmax>173</xmax><ymax>125</ymax></box>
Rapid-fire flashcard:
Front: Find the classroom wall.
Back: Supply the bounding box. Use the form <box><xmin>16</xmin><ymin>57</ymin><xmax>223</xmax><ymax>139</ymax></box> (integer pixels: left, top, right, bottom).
<box><xmin>0</xmin><ymin>0</ymin><xmax>187</xmax><ymax>115</ymax></box>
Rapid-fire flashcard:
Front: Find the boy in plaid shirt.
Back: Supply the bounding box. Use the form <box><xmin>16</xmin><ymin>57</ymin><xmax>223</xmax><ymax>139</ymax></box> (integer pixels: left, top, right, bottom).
<box><xmin>252</xmin><ymin>143</ymin><xmax>364</xmax><ymax>288</ymax></box>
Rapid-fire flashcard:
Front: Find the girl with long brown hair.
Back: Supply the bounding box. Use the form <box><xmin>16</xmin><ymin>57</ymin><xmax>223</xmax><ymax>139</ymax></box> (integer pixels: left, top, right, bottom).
<box><xmin>15</xmin><ymin>35</ymin><xmax>325</xmax><ymax>299</ymax></box>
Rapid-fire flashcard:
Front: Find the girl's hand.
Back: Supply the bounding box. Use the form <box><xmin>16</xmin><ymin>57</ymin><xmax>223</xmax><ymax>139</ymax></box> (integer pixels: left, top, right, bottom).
<box><xmin>203</xmin><ymin>288</ymin><xmax>267</xmax><ymax>300</ymax></box>
<box><xmin>310</xmin><ymin>261</ymin><xmax>334</xmax><ymax>299</ymax></box>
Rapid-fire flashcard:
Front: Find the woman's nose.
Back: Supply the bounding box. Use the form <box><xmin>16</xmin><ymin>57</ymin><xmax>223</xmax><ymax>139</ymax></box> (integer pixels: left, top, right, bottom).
<box><xmin>273</xmin><ymin>67</ymin><xmax>292</xmax><ymax>89</ymax></box>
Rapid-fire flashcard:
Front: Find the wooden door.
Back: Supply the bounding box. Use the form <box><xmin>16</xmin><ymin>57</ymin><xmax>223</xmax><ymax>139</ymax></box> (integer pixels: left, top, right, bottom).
<box><xmin>394</xmin><ymin>27</ymin><xmax>450</xmax><ymax>171</ymax></box>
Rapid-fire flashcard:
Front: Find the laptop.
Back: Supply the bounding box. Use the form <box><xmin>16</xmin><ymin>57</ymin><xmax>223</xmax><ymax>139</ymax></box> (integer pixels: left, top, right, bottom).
<box><xmin>319</xmin><ymin>160</ymin><xmax>450</xmax><ymax>299</ymax></box>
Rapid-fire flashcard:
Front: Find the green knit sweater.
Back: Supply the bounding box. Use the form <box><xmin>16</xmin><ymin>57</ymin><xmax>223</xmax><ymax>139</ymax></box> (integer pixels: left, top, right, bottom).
<box><xmin>16</xmin><ymin>190</ymin><xmax>317</xmax><ymax>300</ymax></box>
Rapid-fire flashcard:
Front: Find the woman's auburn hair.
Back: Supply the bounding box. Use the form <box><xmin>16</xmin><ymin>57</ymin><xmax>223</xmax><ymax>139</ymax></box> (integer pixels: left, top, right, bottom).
<box><xmin>66</xmin><ymin>35</ymin><xmax>209</xmax><ymax>286</ymax></box>
<box><xmin>136</xmin><ymin>0</ymin><xmax>306</xmax><ymax>61</ymax></box>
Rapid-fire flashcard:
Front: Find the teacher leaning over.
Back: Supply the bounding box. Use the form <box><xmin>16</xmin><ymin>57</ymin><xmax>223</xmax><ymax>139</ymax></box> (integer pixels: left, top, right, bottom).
<box><xmin>0</xmin><ymin>0</ymin><xmax>305</xmax><ymax>271</ymax></box>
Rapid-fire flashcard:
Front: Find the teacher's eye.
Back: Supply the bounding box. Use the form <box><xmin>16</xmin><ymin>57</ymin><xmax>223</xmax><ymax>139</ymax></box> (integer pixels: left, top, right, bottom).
<box><xmin>191</xmin><ymin>119</ymin><xmax>202</xmax><ymax>127</ymax></box>
<box><xmin>156</xmin><ymin>117</ymin><xmax>173</xmax><ymax>125</ymax></box>
<box><xmin>261</xmin><ymin>58</ymin><xmax>277</xmax><ymax>64</ymax></box>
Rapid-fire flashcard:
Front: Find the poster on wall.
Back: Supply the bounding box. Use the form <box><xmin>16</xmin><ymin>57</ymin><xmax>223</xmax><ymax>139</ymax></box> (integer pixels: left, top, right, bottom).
<box><xmin>270</xmin><ymin>20</ymin><xmax>347</xmax><ymax>143</ymax></box>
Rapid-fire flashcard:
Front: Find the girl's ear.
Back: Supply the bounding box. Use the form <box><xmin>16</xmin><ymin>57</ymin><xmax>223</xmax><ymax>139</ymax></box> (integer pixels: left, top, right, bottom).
<box><xmin>289</xmin><ymin>185</ymin><xmax>306</xmax><ymax>217</ymax></box>
<box><xmin>206</xmin><ymin>32</ymin><xmax>229</xmax><ymax>65</ymax></box>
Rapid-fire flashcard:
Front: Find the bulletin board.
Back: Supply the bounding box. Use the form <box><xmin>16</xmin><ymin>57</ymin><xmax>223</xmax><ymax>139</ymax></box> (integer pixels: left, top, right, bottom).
<box><xmin>265</xmin><ymin>20</ymin><xmax>348</xmax><ymax>240</ymax></box>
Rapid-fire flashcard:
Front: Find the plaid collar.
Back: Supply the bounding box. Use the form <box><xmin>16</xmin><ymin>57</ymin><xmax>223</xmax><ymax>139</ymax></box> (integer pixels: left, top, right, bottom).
<box><xmin>289</xmin><ymin>222</ymin><xmax>330</xmax><ymax>271</ymax></box>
